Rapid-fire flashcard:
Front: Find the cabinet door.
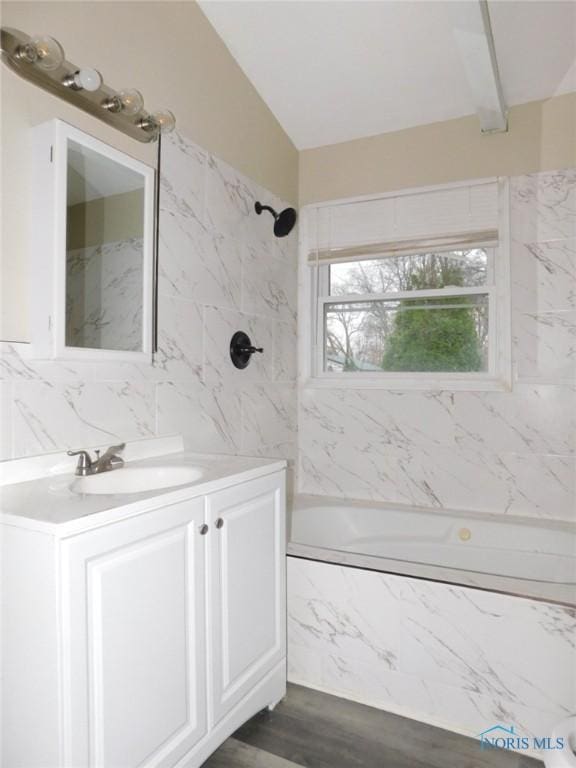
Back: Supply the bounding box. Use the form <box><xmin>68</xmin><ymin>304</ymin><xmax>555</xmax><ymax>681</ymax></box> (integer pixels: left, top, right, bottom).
<box><xmin>207</xmin><ymin>472</ymin><xmax>286</xmax><ymax>725</ymax></box>
<box><xmin>61</xmin><ymin>498</ymin><xmax>207</xmax><ymax>768</ymax></box>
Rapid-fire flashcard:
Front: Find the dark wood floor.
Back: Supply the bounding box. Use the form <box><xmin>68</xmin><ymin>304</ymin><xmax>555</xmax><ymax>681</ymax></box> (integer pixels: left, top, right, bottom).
<box><xmin>203</xmin><ymin>684</ymin><xmax>543</xmax><ymax>768</ymax></box>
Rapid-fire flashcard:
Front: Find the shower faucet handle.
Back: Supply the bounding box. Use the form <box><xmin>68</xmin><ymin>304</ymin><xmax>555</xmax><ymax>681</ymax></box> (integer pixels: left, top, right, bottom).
<box><xmin>239</xmin><ymin>345</ymin><xmax>263</xmax><ymax>354</ymax></box>
<box><xmin>230</xmin><ymin>331</ymin><xmax>263</xmax><ymax>369</ymax></box>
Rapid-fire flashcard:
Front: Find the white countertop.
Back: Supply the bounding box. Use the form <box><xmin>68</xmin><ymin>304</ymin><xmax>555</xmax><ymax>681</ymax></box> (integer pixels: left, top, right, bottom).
<box><xmin>0</xmin><ymin>438</ymin><xmax>285</xmax><ymax>535</ymax></box>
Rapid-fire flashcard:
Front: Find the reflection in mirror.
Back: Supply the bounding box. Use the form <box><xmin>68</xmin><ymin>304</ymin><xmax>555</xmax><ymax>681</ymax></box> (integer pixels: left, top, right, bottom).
<box><xmin>65</xmin><ymin>139</ymin><xmax>145</xmax><ymax>351</ymax></box>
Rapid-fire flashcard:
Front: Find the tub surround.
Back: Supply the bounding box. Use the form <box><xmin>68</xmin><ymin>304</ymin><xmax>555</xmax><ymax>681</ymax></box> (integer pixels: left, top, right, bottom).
<box><xmin>287</xmin><ymin>557</ymin><xmax>576</xmax><ymax>758</ymax></box>
<box><xmin>298</xmin><ymin>168</ymin><xmax>576</xmax><ymax>523</ymax></box>
<box><xmin>292</xmin><ymin>166</ymin><xmax>576</xmax><ymax>757</ymax></box>
<box><xmin>0</xmin><ymin>130</ymin><xmax>298</xmax><ymax>480</ymax></box>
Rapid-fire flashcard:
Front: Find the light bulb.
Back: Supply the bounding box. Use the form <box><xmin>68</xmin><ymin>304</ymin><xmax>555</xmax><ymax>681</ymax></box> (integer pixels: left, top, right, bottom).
<box><xmin>102</xmin><ymin>89</ymin><xmax>144</xmax><ymax>115</ymax></box>
<box><xmin>63</xmin><ymin>68</ymin><xmax>103</xmax><ymax>91</ymax></box>
<box><xmin>18</xmin><ymin>35</ymin><xmax>65</xmax><ymax>70</ymax></box>
<box><xmin>118</xmin><ymin>89</ymin><xmax>144</xmax><ymax>115</ymax></box>
<box><xmin>151</xmin><ymin>109</ymin><xmax>176</xmax><ymax>135</ymax></box>
<box><xmin>139</xmin><ymin>110</ymin><xmax>175</xmax><ymax>137</ymax></box>
<box><xmin>75</xmin><ymin>68</ymin><xmax>102</xmax><ymax>91</ymax></box>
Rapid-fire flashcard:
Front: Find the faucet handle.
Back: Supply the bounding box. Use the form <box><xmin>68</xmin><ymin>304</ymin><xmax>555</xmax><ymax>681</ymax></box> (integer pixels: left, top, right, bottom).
<box><xmin>96</xmin><ymin>443</ymin><xmax>126</xmax><ymax>471</ymax></box>
<box><xmin>109</xmin><ymin>443</ymin><xmax>125</xmax><ymax>455</ymax></box>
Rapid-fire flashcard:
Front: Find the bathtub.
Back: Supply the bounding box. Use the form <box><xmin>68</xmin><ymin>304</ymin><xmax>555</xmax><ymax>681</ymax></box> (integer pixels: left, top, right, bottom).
<box><xmin>288</xmin><ymin>494</ymin><xmax>576</xmax><ymax>605</ymax></box>
<box><xmin>286</xmin><ymin>495</ymin><xmax>576</xmax><ymax>753</ymax></box>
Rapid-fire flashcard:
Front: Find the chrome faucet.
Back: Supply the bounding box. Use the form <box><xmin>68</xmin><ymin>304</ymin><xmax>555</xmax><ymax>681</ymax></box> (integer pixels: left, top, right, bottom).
<box><xmin>67</xmin><ymin>443</ymin><xmax>125</xmax><ymax>477</ymax></box>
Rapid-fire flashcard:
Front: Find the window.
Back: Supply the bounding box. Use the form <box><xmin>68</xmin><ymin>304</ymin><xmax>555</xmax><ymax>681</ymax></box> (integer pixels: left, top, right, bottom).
<box><xmin>305</xmin><ymin>180</ymin><xmax>510</xmax><ymax>389</ymax></box>
<box><xmin>323</xmin><ymin>248</ymin><xmax>492</xmax><ymax>373</ymax></box>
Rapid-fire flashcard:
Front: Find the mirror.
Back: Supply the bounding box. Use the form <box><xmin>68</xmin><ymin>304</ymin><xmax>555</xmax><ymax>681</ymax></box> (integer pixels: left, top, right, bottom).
<box><xmin>66</xmin><ymin>141</ymin><xmax>146</xmax><ymax>351</ymax></box>
<box><xmin>30</xmin><ymin>120</ymin><xmax>155</xmax><ymax>361</ymax></box>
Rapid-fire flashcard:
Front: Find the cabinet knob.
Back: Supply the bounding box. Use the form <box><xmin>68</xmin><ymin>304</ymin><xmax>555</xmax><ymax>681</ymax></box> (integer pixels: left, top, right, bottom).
<box><xmin>215</xmin><ymin>518</ymin><xmax>224</xmax><ymax>529</ymax></box>
<box><xmin>199</xmin><ymin>524</ymin><xmax>209</xmax><ymax>535</ymax></box>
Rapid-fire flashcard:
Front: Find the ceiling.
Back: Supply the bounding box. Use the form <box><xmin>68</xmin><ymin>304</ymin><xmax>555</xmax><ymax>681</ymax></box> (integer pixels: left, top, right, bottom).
<box><xmin>198</xmin><ymin>0</ymin><xmax>576</xmax><ymax>150</ymax></box>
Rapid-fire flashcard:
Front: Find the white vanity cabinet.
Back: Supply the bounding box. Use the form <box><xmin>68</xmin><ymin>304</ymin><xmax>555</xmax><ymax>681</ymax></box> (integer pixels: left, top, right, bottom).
<box><xmin>64</xmin><ymin>497</ymin><xmax>208</xmax><ymax>768</ymax></box>
<box><xmin>1</xmin><ymin>469</ymin><xmax>286</xmax><ymax>768</ymax></box>
<box><xmin>208</xmin><ymin>475</ymin><xmax>285</xmax><ymax>725</ymax></box>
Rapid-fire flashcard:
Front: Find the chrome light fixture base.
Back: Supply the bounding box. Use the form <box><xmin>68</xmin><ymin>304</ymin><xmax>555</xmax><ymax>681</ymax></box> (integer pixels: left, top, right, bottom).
<box><xmin>0</xmin><ymin>27</ymin><xmax>174</xmax><ymax>143</ymax></box>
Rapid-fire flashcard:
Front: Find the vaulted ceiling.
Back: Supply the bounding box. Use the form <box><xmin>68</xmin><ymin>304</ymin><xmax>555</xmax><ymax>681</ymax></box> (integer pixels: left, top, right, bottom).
<box><xmin>199</xmin><ymin>1</ymin><xmax>576</xmax><ymax>149</ymax></box>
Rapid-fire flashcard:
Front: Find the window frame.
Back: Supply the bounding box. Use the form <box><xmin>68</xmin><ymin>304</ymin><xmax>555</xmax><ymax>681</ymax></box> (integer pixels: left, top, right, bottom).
<box><xmin>301</xmin><ymin>178</ymin><xmax>512</xmax><ymax>392</ymax></box>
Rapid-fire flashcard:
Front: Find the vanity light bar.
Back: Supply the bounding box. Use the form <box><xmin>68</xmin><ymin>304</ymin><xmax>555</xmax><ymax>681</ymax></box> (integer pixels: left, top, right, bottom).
<box><xmin>0</xmin><ymin>27</ymin><xmax>175</xmax><ymax>143</ymax></box>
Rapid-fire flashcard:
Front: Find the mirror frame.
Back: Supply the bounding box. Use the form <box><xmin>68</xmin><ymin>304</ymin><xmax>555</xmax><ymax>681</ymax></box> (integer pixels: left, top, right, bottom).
<box><xmin>30</xmin><ymin>119</ymin><xmax>155</xmax><ymax>362</ymax></box>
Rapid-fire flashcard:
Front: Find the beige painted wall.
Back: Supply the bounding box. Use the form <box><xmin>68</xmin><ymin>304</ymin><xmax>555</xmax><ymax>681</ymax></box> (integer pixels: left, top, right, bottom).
<box><xmin>299</xmin><ymin>93</ymin><xmax>576</xmax><ymax>204</ymax></box>
<box><xmin>0</xmin><ymin>0</ymin><xmax>297</xmax><ymax>341</ymax></box>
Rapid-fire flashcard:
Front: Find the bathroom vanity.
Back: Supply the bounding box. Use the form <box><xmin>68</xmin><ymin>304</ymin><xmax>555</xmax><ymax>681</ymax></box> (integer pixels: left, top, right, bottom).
<box><xmin>0</xmin><ymin>440</ymin><xmax>286</xmax><ymax>768</ymax></box>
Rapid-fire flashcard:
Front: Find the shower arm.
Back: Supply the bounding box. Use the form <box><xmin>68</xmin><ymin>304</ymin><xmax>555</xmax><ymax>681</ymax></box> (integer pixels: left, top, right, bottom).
<box><xmin>255</xmin><ymin>202</ymin><xmax>277</xmax><ymax>218</ymax></box>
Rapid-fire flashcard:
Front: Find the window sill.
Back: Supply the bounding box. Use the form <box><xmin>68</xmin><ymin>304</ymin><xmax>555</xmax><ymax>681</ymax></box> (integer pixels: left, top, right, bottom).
<box><xmin>303</xmin><ymin>375</ymin><xmax>512</xmax><ymax>392</ymax></box>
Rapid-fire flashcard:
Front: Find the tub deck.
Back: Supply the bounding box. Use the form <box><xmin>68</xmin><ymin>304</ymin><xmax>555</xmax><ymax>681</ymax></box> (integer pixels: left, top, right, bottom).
<box><xmin>289</xmin><ymin>494</ymin><xmax>576</xmax><ymax>605</ymax></box>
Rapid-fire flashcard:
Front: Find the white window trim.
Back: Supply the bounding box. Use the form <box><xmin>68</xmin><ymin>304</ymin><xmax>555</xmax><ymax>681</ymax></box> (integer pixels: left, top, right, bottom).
<box><xmin>299</xmin><ymin>177</ymin><xmax>512</xmax><ymax>392</ymax></box>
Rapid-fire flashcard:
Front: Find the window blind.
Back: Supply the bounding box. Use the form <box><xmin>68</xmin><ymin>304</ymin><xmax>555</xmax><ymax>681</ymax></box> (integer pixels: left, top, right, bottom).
<box><xmin>308</xmin><ymin>180</ymin><xmax>499</xmax><ymax>264</ymax></box>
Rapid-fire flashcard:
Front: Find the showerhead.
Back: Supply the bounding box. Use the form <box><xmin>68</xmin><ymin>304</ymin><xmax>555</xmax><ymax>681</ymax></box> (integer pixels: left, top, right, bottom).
<box><xmin>274</xmin><ymin>206</ymin><xmax>297</xmax><ymax>238</ymax></box>
<box><xmin>255</xmin><ymin>201</ymin><xmax>297</xmax><ymax>238</ymax></box>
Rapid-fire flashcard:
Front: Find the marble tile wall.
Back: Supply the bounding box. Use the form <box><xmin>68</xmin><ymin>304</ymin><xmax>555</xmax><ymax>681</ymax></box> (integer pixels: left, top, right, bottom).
<box><xmin>288</xmin><ymin>557</ymin><xmax>576</xmax><ymax>748</ymax></box>
<box><xmin>0</xmin><ymin>132</ymin><xmax>298</xmax><ymax>473</ymax></box>
<box><xmin>299</xmin><ymin>169</ymin><xmax>576</xmax><ymax>522</ymax></box>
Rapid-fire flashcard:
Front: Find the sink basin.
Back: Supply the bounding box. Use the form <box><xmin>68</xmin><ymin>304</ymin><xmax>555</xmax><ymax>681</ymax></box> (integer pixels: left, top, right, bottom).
<box><xmin>71</xmin><ymin>466</ymin><xmax>204</xmax><ymax>495</ymax></box>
